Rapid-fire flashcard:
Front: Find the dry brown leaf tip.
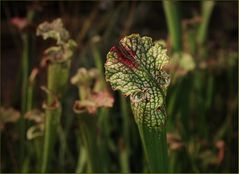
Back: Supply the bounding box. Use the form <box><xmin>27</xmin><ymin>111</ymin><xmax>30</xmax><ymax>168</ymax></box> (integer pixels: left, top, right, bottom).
<box><xmin>0</xmin><ymin>107</ymin><xmax>20</xmax><ymax>131</ymax></box>
<box><xmin>73</xmin><ymin>91</ymin><xmax>114</xmax><ymax>114</ymax></box>
<box><xmin>167</xmin><ymin>132</ymin><xmax>184</xmax><ymax>150</ymax></box>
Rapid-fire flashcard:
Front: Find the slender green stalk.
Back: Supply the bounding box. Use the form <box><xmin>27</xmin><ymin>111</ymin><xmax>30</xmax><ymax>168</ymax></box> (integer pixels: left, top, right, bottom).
<box><xmin>97</xmin><ymin>108</ymin><xmax>110</xmax><ymax>172</ymax></box>
<box><xmin>34</xmin><ymin>138</ymin><xmax>41</xmax><ymax>170</ymax></box>
<box><xmin>73</xmin><ymin>94</ymin><xmax>106</xmax><ymax>172</ymax></box>
<box><xmin>41</xmin><ymin>102</ymin><xmax>60</xmax><ymax>173</ymax></box>
<box><xmin>19</xmin><ymin>9</ymin><xmax>35</xmax><ymax>166</ymax></box>
<box><xmin>191</xmin><ymin>0</ymin><xmax>215</xmax><ymax>144</ymax></box>
<box><xmin>75</xmin><ymin>113</ymin><xmax>101</xmax><ymax>173</ymax></box>
<box><xmin>120</xmin><ymin>96</ymin><xmax>130</xmax><ymax>173</ymax></box>
<box><xmin>73</xmin><ymin>75</ymin><xmax>102</xmax><ymax>172</ymax></box>
<box><xmin>78</xmin><ymin>115</ymin><xmax>101</xmax><ymax>172</ymax></box>
<box><xmin>91</xmin><ymin>42</ymin><xmax>106</xmax><ymax>88</ymax></box>
<box><xmin>119</xmin><ymin>145</ymin><xmax>129</xmax><ymax>173</ymax></box>
<box><xmin>92</xmin><ymin>42</ymin><xmax>111</xmax><ymax>172</ymax></box>
<box><xmin>21</xmin><ymin>34</ymin><xmax>29</xmax><ymax>114</ymax></box>
<box><xmin>41</xmin><ymin>63</ymin><xmax>69</xmax><ymax>172</ymax></box>
<box><xmin>76</xmin><ymin>145</ymin><xmax>87</xmax><ymax>173</ymax></box>
<box><xmin>163</xmin><ymin>0</ymin><xmax>182</xmax><ymax>52</ymax></box>
<box><xmin>197</xmin><ymin>0</ymin><xmax>215</xmax><ymax>45</ymax></box>
<box><xmin>19</xmin><ymin>33</ymin><xmax>29</xmax><ymax>163</ymax></box>
<box><xmin>26</xmin><ymin>68</ymin><xmax>38</xmax><ymax>111</ymax></box>
<box><xmin>58</xmin><ymin>128</ymin><xmax>65</xmax><ymax>168</ymax></box>
<box><xmin>71</xmin><ymin>66</ymin><xmax>107</xmax><ymax>172</ymax></box>
<box><xmin>20</xmin><ymin>9</ymin><xmax>35</xmax><ymax>113</ymax></box>
<box><xmin>21</xmin><ymin>158</ymin><xmax>30</xmax><ymax>173</ymax></box>
<box><xmin>21</xmin><ymin>69</ymin><xmax>38</xmax><ymax>173</ymax></box>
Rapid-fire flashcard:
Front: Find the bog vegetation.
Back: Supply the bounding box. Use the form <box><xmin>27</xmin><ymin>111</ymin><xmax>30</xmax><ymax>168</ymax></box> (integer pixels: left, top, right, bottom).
<box><xmin>1</xmin><ymin>1</ymin><xmax>238</xmax><ymax>173</ymax></box>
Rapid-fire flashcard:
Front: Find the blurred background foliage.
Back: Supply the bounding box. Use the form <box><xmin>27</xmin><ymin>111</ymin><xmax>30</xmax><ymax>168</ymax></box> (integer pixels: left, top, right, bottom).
<box><xmin>0</xmin><ymin>1</ymin><xmax>238</xmax><ymax>173</ymax></box>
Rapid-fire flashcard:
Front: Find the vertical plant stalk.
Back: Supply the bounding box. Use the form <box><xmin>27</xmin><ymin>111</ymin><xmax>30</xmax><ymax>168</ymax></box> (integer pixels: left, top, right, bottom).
<box><xmin>41</xmin><ymin>66</ymin><xmax>63</xmax><ymax>172</ymax></box>
<box><xmin>75</xmin><ymin>144</ymin><xmax>87</xmax><ymax>173</ymax></box>
<box><xmin>163</xmin><ymin>0</ymin><xmax>182</xmax><ymax>52</ymax></box>
<box><xmin>26</xmin><ymin>69</ymin><xmax>38</xmax><ymax>111</ymax></box>
<box><xmin>105</xmin><ymin>34</ymin><xmax>171</xmax><ymax>172</ymax></box>
<box><xmin>162</xmin><ymin>0</ymin><xmax>182</xmax><ymax>132</ymax></box>
<box><xmin>73</xmin><ymin>95</ymin><xmax>101</xmax><ymax>172</ymax></box>
<box><xmin>91</xmin><ymin>42</ymin><xmax>111</xmax><ymax>172</ymax></box>
<box><xmin>19</xmin><ymin>9</ymin><xmax>35</xmax><ymax>165</ymax></box>
<box><xmin>36</xmin><ymin>18</ymin><xmax>76</xmax><ymax>172</ymax></box>
<box><xmin>21</xmin><ymin>68</ymin><xmax>39</xmax><ymax>173</ymax></box>
<box><xmin>71</xmin><ymin>67</ymin><xmax>113</xmax><ymax>172</ymax></box>
<box><xmin>19</xmin><ymin>33</ymin><xmax>29</xmax><ymax>164</ymax></box>
<box><xmin>192</xmin><ymin>1</ymin><xmax>215</xmax><ymax>140</ymax></box>
<box><xmin>197</xmin><ymin>0</ymin><xmax>215</xmax><ymax>45</ymax></box>
<box><xmin>162</xmin><ymin>5</ymin><xmax>183</xmax><ymax>171</ymax></box>
<box><xmin>78</xmin><ymin>115</ymin><xmax>101</xmax><ymax>172</ymax></box>
<box><xmin>119</xmin><ymin>95</ymin><xmax>130</xmax><ymax>173</ymax></box>
<box><xmin>91</xmin><ymin>41</ymin><xmax>106</xmax><ymax>88</ymax></box>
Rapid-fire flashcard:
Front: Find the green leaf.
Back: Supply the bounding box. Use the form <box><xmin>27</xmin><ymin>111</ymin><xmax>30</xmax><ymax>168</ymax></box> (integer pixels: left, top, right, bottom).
<box><xmin>105</xmin><ymin>34</ymin><xmax>170</xmax><ymax>133</ymax></box>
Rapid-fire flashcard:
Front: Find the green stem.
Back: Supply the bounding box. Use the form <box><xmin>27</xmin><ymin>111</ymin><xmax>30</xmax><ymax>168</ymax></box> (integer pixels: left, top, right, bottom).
<box><xmin>138</xmin><ymin>125</ymin><xmax>168</xmax><ymax>172</ymax></box>
<box><xmin>41</xmin><ymin>103</ymin><xmax>61</xmax><ymax>172</ymax></box>
<box><xmin>75</xmin><ymin>72</ymin><xmax>103</xmax><ymax>172</ymax></box>
<box><xmin>120</xmin><ymin>96</ymin><xmax>130</xmax><ymax>172</ymax></box>
<box><xmin>21</xmin><ymin>34</ymin><xmax>29</xmax><ymax>113</ymax></box>
<box><xmin>97</xmin><ymin>108</ymin><xmax>110</xmax><ymax>172</ymax></box>
<box><xmin>76</xmin><ymin>145</ymin><xmax>87</xmax><ymax>173</ymax></box>
<box><xmin>78</xmin><ymin>115</ymin><xmax>101</xmax><ymax>172</ymax></box>
<box><xmin>34</xmin><ymin>138</ymin><xmax>41</xmax><ymax>170</ymax></box>
<box><xmin>20</xmin><ymin>70</ymin><xmax>38</xmax><ymax>172</ymax></box>
<box><xmin>41</xmin><ymin>62</ymin><xmax>70</xmax><ymax>172</ymax></box>
<box><xmin>92</xmin><ymin>42</ymin><xmax>111</xmax><ymax>172</ymax></box>
<box><xmin>91</xmin><ymin>43</ymin><xmax>106</xmax><ymax>88</ymax></box>
<box><xmin>197</xmin><ymin>0</ymin><xmax>215</xmax><ymax>45</ymax></box>
<box><xmin>19</xmin><ymin>33</ymin><xmax>29</xmax><ymax>165</ymax></box>
<box><xmin>163</xmin><ymin>0</ymin><xmax>182</xmax><ymax>52</ymax></box>
<box><xmin>26</xmin><ymin>69</ymin><xmax>37</xmax><ymax>112</ymax></box>
<box><xmin>19</xmin><ymin>9</ymin><xmax>36</xmax><ymax>168</ymax></box>
<box><xmin>21</xmin><ymin>158</ymin><xmax>30</xmax><ymax>173</ymax></box>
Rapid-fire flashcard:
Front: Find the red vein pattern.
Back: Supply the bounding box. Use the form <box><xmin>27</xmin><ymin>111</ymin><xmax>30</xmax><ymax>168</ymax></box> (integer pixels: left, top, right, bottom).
<box><xmin>110</xmin><ymin>45</ymin><xmax>138</xmax><ymax>69</ymax></box>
